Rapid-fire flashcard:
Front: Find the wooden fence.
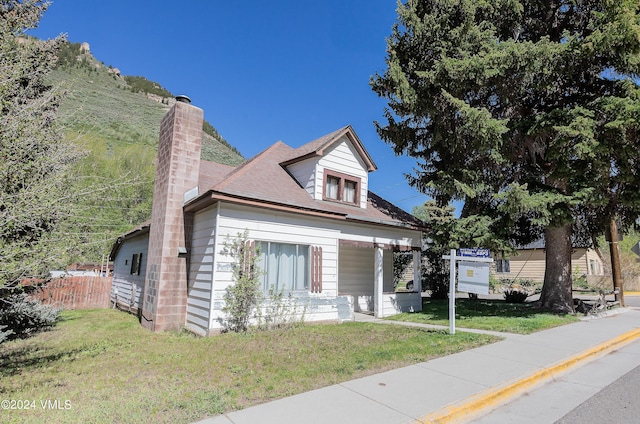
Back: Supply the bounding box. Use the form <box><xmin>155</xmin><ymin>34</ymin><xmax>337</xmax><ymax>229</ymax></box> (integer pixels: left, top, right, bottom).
<box><xmin>32</xmin><ymin>276</ymin><xmax>113</xmax><ymax>310</ymax></box>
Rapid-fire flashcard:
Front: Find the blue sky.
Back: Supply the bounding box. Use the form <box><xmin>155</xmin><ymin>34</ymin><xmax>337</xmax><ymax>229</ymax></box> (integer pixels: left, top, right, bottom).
<box><xmin>32</xmin><ymin>0</ymin><xmax>431</xmax><ymax>213</ymax></box>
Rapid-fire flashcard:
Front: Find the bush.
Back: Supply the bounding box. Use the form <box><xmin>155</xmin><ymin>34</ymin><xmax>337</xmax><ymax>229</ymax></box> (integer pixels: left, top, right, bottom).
<box><xmin>0</xmin><ymin>325</ymin><xmax>13</xmax><ymax>344</ymax></box>
<box><xmin>220</xmin><ymin>231</ymin><xmax>262</xmax><ymax>332</ymax></box>
<box><xmin>489</xmin><ymin>275</ymin><xmax>501</xmax><ymax>293</ymax></box>
<box><xmin>257</xmin><ymin>286</ymin><xmax>305</xmax><ymax>330</ymax></box>
<box><xmin>0</xmin><ymin>293</ymin><xmax>60</xmax><ymax>342</ymax></box>
<box><xmin>503</xmin><ymin>288</ymin><xmax>529</xmax><ymax>303</ymax></box>
<box><xmin>426</xmin><ymin>272</ymin><xmax>449</xmax><ymax>299</ymax></box>
<box><xmin>500</xmin><ymin>279</ymin><xmax>536</xmax><ymax>303</ymax></box>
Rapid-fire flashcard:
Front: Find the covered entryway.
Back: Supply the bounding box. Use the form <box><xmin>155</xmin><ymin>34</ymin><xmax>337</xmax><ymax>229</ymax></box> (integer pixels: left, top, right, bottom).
<box><xmin>338</xmin><ymin>243</ymin><xmax>422</xmax><ymax>318</ymax></box>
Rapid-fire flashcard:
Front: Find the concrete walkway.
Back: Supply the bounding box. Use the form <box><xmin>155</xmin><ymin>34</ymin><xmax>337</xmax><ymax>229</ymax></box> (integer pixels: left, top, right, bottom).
<box><xmin>195</xmin><ymin>307</ymin><xmax>640</xmax><ymax>424</ymax></box>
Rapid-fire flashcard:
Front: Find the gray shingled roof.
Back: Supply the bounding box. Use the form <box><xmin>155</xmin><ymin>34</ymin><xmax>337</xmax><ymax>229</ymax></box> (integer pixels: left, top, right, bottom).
<box><xmin>194</xmin><ymin>128</ymin><xmax>423</xmax><ymax>229</ymax></box>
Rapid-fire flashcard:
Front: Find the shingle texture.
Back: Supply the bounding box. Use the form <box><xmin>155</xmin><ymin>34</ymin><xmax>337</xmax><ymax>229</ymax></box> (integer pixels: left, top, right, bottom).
<box><xmin>194</xmin><ymin>128</ymin><xmax>423</xmax><ymax>229</ymax></box>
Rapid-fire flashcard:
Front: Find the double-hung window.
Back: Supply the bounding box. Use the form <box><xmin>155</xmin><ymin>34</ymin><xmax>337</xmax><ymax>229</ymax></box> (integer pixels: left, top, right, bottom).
<box><xmin>323</xmin><ymin>170</ymin><xmax>360</xmax><ymax>205</ymax></box>
<box><xmin>496</xmin><ymin>258</ymin><xmax>510</xmax><ymax>273</ymax></box>
<box><xmin>257</xmin><ymin>242</ymin><xmax>310</xmax><ymax>293</ymax></box>
<box><xmin>343</xmin><ymin>180</ymin><xmax>357</xmax><ymax>203</ymax></box>
<box><xmin>325</xmin><ymin>175</ymin><xmax>340</xmax><ymax>200</ymax></box>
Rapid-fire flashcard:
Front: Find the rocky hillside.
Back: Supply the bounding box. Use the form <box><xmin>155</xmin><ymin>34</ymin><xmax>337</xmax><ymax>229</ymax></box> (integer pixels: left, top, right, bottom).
<box><xmin>49</xmin><ymin>41</ymin><xmax>244</xmax><ymax>263</ymax></box>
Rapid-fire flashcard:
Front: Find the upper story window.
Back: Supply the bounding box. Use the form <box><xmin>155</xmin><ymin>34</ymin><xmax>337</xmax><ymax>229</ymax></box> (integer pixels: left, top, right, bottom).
<box><xmin>323</xmin><ymin>170</ymin><xmax>360</xmax><ymax>205</ymax></box>
<box><xmin>326</xmin><ymin>175</ymin><xmax>340</xmax><ymax>200</ymax></box>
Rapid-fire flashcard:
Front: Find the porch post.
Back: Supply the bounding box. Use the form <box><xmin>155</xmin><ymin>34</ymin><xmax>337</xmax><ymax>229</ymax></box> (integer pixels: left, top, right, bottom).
<box><xmin>374</xmin><ymin>246</ymin><xmax>384</xmax><ymax>318</ymax></box>
<box><xmin>412</xmin><ymin>250</ymin><xmax>421</xmax><ymax>292</ymax></box>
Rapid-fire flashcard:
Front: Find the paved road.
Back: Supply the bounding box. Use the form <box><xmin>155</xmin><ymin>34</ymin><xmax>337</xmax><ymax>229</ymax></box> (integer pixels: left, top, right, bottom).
<box><xmin>624</xmin><ymin>295</ymin><xmax>640</xmax><ymax>308</ymax></box>
<box><xmin>559</xmin><ymin>297</ymin><xmax>640</xmax><ymax>424</ymax></box>
<box><xmin>469</xmin><ymin>322</ymin><xmax>640</xmax><ymax>424</ymax></box>
<box><xmin>556</xmin><ymin>364</ymin><xmax>640</xmax><ymax>424</ymax></box>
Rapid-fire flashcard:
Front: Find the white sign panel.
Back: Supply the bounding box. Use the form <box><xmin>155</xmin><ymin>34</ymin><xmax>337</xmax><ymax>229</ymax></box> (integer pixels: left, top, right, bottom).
<box><xmin>458</xmin><ymin>261</ymin><xmax>490</xmax><ymax>295</ymax></box>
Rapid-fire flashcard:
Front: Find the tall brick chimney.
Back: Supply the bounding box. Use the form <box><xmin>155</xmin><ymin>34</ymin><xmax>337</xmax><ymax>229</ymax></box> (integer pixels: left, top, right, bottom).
<box><xmin>141</xmin><ymin>96</ymin><xmax>203</xmax><ymax>331</ymax></box>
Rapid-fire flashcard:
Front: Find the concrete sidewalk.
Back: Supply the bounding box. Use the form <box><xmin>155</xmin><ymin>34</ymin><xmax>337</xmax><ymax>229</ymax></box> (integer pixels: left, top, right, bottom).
<box><xmin>196</xmin><ymin>308</ymin><xmax>640</xmax><ymax>424</ymax></box>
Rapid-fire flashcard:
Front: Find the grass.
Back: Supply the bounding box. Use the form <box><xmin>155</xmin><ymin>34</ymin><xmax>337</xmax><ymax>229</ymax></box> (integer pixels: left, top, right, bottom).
<box><xmin>43</xmin><ymin>53</ymin><xmax>246</xmax><ymax>262</ymax></box>
<box><xmin>50</xmin><ymin>61</ymin><xmax>245</xmax><ymax>166</ymax></box>
<box><xmin>386</xmin><ymin>298</ymin><xmax>579</xmax><ymax>334</ymax></box>
<box><xmin>0</xmin><ymin>309</ymin><xmax>498</xmax><ymax>423</ymax></box>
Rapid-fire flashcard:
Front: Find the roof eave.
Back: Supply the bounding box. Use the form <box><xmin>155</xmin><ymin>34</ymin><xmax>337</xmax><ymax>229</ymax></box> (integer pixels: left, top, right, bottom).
<box><xmin>184</xmin><ymin>190</ymin><xmax>427</xmax><ymax>232</ymax></box>
<box><xmin>345</xmin><ymin>214</ymin><xmax>428</xmax><ymax>232</ymax></box>
<box><xmin>108</xmin><ymin>223</ymin><xmax>150</xmax><ymax>261</ymax></box>
<box><xmin>184</xmin><ymin>190</ymin><xmax>348</xmax><ymax>220</ymax></box>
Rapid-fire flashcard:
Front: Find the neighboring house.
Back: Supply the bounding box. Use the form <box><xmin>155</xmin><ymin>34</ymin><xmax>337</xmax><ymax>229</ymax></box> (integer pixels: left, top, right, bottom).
<box><xmin>50</xmin><ymin>270</ymin><xmax>99</xmax><ymax>278</ymax></box>
<box><xmin>109</xmin><ymin>97</ymin><xmax>426</xmax><ymax>335</ymax></box>
<box><xmin>50</xmin><ymin>262</ymin><xmax>113</xmax><ymax>278</ymax></box>
<box><xmin>492</xmin><ymin>239</ymin><xmax>605</xmax><ymax>284</ymax></box>
<box><xmin>67</xmin><ymin>261</ymin><xmax>113</xmax><ymax>276</ymax></box>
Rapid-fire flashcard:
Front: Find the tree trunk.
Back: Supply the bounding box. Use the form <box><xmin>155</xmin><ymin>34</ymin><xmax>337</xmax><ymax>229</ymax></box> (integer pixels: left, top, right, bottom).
<box><xmin>608</xmin><ymin>219</ymin><xmax>625</xmax><ymax>307</ymax></box>
<box><xmin>536</xmin><ymin>224</ymin><xmax>574</xmax><ymax>313</ymax></box>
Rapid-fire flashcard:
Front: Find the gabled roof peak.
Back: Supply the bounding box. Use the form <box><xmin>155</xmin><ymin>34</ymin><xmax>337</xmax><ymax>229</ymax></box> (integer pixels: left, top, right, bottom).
<box><xmin>280</xmin><ymin>126</ymin><xmax>377</xmax><ymax>172</ymax></box>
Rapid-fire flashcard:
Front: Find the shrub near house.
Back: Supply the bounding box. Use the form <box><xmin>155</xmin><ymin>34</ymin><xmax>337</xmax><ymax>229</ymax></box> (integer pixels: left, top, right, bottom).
<box><xmin>0</xmin><ymin>292</ymin><xmax>59</xmax><ymax>344</ymax></box>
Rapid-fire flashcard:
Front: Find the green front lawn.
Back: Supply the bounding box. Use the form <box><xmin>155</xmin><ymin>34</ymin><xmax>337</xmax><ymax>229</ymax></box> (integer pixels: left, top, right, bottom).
<box><xmin>386</xmin><ymin>298</ymin><xmax>579</xmax><ymax>334</ymax></box>
<box><xmin>1</xmin><ymin>309</ymin><xmax>498</xmax><ymax>424</ymax></box>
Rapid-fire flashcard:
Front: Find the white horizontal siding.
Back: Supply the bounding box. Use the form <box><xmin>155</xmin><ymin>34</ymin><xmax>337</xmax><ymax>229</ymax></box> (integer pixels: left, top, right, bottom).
<box><xmin>286</xmin><ymin>158</ymin><xmax>317</xmax><ymax>199</ymax></box>
<box><xmin>338</xmin><ymin>247</ymin><xmax>394</xmax><ymax>313</ymax></box>
<box><xmin>339</xmin><ymin>246</ymin><xmax>374</xmax><ymax>296</ymax></box>
<box><xmin>186</xmin><ymin>206</ymin><xmax>216</xmax><ymax>335</ymax></box>
<box><xmin>205</xmin><ymin>201</ymin><xmax>421</xmax><ymax>331</ymax></box>
<box><xmin>208</xmin><ymin>203</ymin><xmax>342</xmax><ymax>330</ymax></box>
<box><xmin>381</xmin><ymin>292</ymin><xmax>422</xmax><ymax>317</ymax></box>
<box><xmin>112</xmin><ymin>234</ymin><xmax>148</xmax><ymax>312</ymax></box>
<box><xmin>215</xmin><ymin>203</ymin><xmax>339</xmax><ymax>290</ymax></box>
<box><xmin>335</xmin><ymin>220</ymin><xmax>421</xmax><ymax>250</ymax></box>
<box><xmin>317</xmin><ymin>137</ymin><xmax>369</xmax><ymax>208</ymax></box>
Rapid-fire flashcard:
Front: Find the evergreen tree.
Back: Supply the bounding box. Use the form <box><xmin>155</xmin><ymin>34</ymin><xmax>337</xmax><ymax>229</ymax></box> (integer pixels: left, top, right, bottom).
<box><xmin>413</xmin><ymin>201</ymin><xmax>456</xmax><ymax>298</ymax></box>
<box><xmin>0</xmin><ymin>1</ymin><xmax>82</xmax><ymax>287</ymax></box>
<box><xmin>372</xmin><ymin>0</ymin><xmax>640</xmax><ymax>312</ymax></box>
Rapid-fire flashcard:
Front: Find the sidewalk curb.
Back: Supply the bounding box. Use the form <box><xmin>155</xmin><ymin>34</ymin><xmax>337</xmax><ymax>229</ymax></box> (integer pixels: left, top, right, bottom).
<box><xmin>418</xmin><ymin>326</ymin><xmax>640</xmax><ymax>424</ymax></box>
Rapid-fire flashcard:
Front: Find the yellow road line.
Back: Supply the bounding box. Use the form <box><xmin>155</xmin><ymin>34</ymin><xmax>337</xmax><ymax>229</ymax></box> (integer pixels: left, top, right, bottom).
<box><xmin>418</xmin><ymin>327</ymin><xmax>640</xmax><ymax>424</ymax></box>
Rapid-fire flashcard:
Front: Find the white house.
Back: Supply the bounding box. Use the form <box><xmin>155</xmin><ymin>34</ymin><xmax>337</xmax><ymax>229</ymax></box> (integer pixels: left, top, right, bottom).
<box><xmin>109</xmin><ymin>97</ymin><xmax>425</xmax><ymax>335</ymax></box>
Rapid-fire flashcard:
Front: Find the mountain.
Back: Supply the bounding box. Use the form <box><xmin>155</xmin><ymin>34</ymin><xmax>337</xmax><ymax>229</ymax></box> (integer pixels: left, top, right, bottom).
<box><xmin>49</xmin><ymin>41</ymin><xmax>245</xmax><ymax>264</ymax></box>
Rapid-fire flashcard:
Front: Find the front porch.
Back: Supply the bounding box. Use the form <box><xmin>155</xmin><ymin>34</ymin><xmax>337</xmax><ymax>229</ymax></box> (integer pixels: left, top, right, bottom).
<box><xmin>338</xmin><ymin>243</ymin><xmax>422</xmax><ymax>318</ymax></box>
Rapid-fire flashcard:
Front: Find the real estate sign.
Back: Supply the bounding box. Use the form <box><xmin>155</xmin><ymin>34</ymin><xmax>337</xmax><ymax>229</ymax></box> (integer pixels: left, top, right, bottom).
<box><xmin>443</xmin><ymin>248</ymin><xmax>493</xmax><ymax>334</ymax></box>
<box><xmin>458</xmin><ymin>261</ymin><xmax>490</xmax><ymax>295</ymax></box>
<box><xmin>457</xmin><ymin>248</ymin><xmax>491</xmax><ymax>258</ymax></box>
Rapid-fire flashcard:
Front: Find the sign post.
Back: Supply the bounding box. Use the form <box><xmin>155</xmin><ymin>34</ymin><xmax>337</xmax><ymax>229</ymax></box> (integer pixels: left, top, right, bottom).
<box><xmin>443</xmin><ymin>248</ymin><xmax>493</xmax><ymax>335</ymax></box>
<box><xmin>448</xmin><ymin>249</ymin><xmax>456</xmax><ymax>334</ymax></box>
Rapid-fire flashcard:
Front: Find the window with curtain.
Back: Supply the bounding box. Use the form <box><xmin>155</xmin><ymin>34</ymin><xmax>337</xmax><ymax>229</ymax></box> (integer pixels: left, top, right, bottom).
<box><xmin>323</xmin><ymin>170</ymin><xmax>360</xmax><ymax>205</ymax></box>
<box><xmin>325</xmin><ymin>175</ymin><xmax>339</xmax><ymax>200</ymax></box>
<box><xmin>257</xmin><ymin>241</ymin><xmax>310</xmax><ymax>293</ymax></box>
<box><xmin>343</xmin><ymin>180</ymin><xmax>357</xmax><ymax>203</ymax></box>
